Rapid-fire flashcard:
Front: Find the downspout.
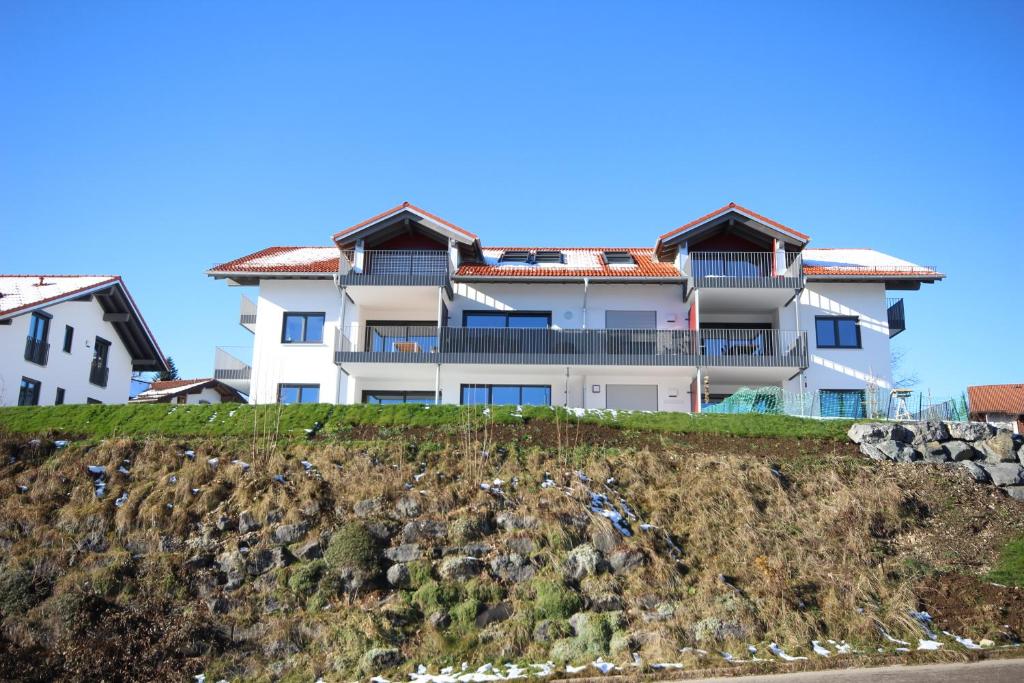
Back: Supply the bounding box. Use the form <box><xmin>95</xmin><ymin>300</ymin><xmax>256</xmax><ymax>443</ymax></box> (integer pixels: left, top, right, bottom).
<box><xmin>335</xmin><ymin>275</ymin><xmax>348</xmax><ymax>405</ymax></box>
<box><xmin>582</xmin><ymin>277</ymin><xmax>589</xmax><ymax>329</ymax></box>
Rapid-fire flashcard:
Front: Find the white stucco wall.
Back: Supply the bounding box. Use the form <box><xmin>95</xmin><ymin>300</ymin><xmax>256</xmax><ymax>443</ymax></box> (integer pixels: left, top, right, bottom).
<box><xmin>785</xmin><ymin>282</ymin><xmax>892</xmax><ymax>397</ymax></box>
<box><xmin>0</xmin><ymin>299</ymin><xmax>135</xmax><ymax>405</ymax></box>
<box><xmin>250</xmin><ymin>279</ymin><xmax>344</xmax><ymax>404</ymax></box>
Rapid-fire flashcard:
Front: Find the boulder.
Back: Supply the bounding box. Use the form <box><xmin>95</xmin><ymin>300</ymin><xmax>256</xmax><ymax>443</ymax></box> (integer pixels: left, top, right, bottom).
<box><xmin>265</xmin><ymin>509</ymin><xmax>284</xmax><ymax>524</ymax></box>
<box><xmin>866</xmin><ymin>440</ymin><xmax>921</xmax><ymax>462</ymax></box>
<box><xmin>1003</xmin><ymin>486</ymin><xmax>1024</xmax><ymax>503</ymax></box>
<box><xmin>495</xmin><ymin>512</ymin><xmax>539</xmax><ymax>531</ymax></box>
<box><xmin>184</xmin><ymin>553</ymin><xmax>215</xmax><ymax>571</ymax></box>
<box><xmin>490</xmin><ymin>553</ymin><xmax>536</xmax><ymax>583</ymax></box>
<box><xmin>395</xmin><ymin>495</ymin><xmax>422</xmax><ymax>518</ymax></box>
<box><xmin>384</xmin><ymin>543</ymin><xmax>422</xmax><ymax>563</ymax></box>
<box><xmin>506</xmin><ymin>536</ymin><xmax>536</xmax><ymax>556</ymax></box>
<box><xmin>293</xmin><ymin>539</ymin><xmax>323</xmax><ymax>561</ymax></box>
<box><xmin>386</xmin><ymin>563</ymin><xmax>410</xmax><ymax>588</ymax></box>
<box><xmin>364</xmin><ymin>520</ymin><xmax>398</xmax><ymax>542</ymax></box>
<box><xmin>608</xmin><ymin>548</ymin><xmax>646</xmax><ymax>574</ymax></box>
<box><xmin>565</xmin><ymin>544</ymin><xmax>605</xmax><ymax>581</ymax></box>
<box><xmin>438</xmin><ymin>556</ymin><xmax>482</xmax><ymax>581</ymax></box>
<box><xmin>919</xmin><ymin>441</ymin><xmax>950</xmax><ymax>464</ymax></box>
<box><xmin>215</xmin><ymin>515</ymin><xmax>235</xmax><ymax>532</ymax></box>
<box><xmin>238</xmin><ymin>511</ymin><xmax>260</xmax><ymax>534</ymax></box>
<box><xmin>217</xmin><ymin>551</ymin><xmax>246</xmax><ymax>590</ymax></box>
<box><xmin>977</xmin><ymin>432</ymin><xmax>1019</xmax><ymax>463</ymax></box>
<box><xmin>948</xmin><ymin>422</ymin><xmax>996</xmax><ymax>442</ymax></box>
<box><xmin>428</xmin><ymin>610</ymin><xmax>451</xmax><ymax>629</ymax></box>
<box><xmin>905</xmin><ymin>421</ymin><xmax>951</xmax><ymax>445</ymax></box>
<box><xmin>475</xmin><ymin>602</ymin><xmax>513</xmax><ymax>628</ymax></box>
<box><xmin>980</xmin><ymin>462</ymin><xmax>1024</xmax><ymax>487</ymax></box>
<box><xmin>402</xmin><ymin>520</ymin><xmax>447</xmax><ymax>544</ymax></box>
<box><xmin>270</xmin><ymin>523</ymin><xmax>308</xmax><ymax>546</ymax></box>
<box><xmin>847</xmin><ymin>422</ymin><xmax>913</xmax><ymax>445</ymax></box>
<box><xmin>590</xmin><ymin>592</ymin><xmax>624</xmax><ymax>612</ymax></box>
<box><xmin>960</xmin><ymin>461</ymin><xmax>991</xmax><ymax>483</ymax></box>
<box><xmin>360</xmin><ymin>647</ymin><xmax>403</xmax><ymax>671</ymax></box>
<box><xmin>946</xmin><ymin>441</ymin><xmax>978</xmax><ymax>462</ymax></box>
<box><xmin>590</xmin><ymin>526</ymin><xmax>621</xmax><ymax>555</ymax></box>
<box><xmin>533</xmin><ymin>619</ymin><xmax>571</xmax><ymax>643</ymax></box>
<box><xmin>354</xmin><ymin>497</ymin><xmax>385</xmax><ymax>518</ymax></box>
<box><xmin>247</xmin><ymin>547</ymin><xmax>293</xmax><ymax>575</ymax></box>
<box><xmin>692</xmin><ymin>616</ymin><xmax>749</xmax><ymax>643</ymax></box>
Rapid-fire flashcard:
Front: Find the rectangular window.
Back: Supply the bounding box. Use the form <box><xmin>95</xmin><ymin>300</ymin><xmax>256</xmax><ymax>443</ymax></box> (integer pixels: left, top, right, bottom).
<box><xmin>498</xmin><ymin>250</ymin><xmax>531</xmax><ymax>264</ymax></box>
<box><xmin>365</xmin><ymin>321</ymin><xmax>439</xmax><ymax>353</ymax></box>
<box><xmin>815</xmin><ymin>316</ymin><xmax>861</xmax><ymax>349</ymax></box>
<box><xmin>459</xmin><ymin>384</ymin><xmax>551</xmax><ymax>406</ymax></box>
<box><xmin>24</xmin><ymin>312</ymin><xmax>51</xmax><ymax>365</ymax></box>
<box><xmin>603</xmin><ymin>250</ymin><xmax>635</xmax><ymax>265</ymax></box>
<box><xmin>282</xmin><ymin>312</ymin><xmax>325</xmax><ymax>343</ymax></box>
<box><xmin>277</xmin><ymin>384</ymin><xmax>320</xmax><ymax>404</ymax></box>
<box><xmin>362</xmin><ymin>391</ymin><xmax>437</xmax><ymax>405</ymax></box>
<box><xmin>820</xmin><ymin>389</ymin><xmax>866</xmax><ymax>418</ymax></box>
<box><xmin>55</xmin><ymin>387</ymin><xmax>65</xmax><ymax>405</ymax></box>
<box><xmin>90</xmin><ymin>337</ymin><xmax>111</xmax><ymax>387</ymax></box>
<box><xmin>63</xmin><ymin>325</ymin><xmax>74</xmax><ymax>353</ymax></box>
<box><xmin>462</xmin><ymin>311</ymin><xmax>551</xmax><ymax>329</ymax></box>
<box><xmin>534</xmin><ymin>250</ymin><xmax>565</xmax><ymax>264</ymax></box>
<box><xmin>18</xmin><ymin>377</ymin><xmax>41</xmax><ymax>406</ymax></box>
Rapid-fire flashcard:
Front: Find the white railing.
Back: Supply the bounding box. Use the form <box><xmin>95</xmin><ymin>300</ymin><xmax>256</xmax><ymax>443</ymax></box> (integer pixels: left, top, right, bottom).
<box><xmin>214</xmin><ymin>346</ymin><xmax>252</xmax><ymax>380</ymax></box>
<box><xmin>239</xmin><ymin>295</ymin><xmax>257</xmax><ymax>327</ymax></box>
<box><xmin>683</xmin><ymin>251</ymin><xmax>803</xmax><ymax>288</ymax></box>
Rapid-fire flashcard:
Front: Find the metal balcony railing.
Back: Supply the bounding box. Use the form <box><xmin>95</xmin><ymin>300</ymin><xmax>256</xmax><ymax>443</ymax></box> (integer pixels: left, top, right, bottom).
<box><xmin>337</xmin><ymin>249</ymin><xmax>450</xmax><ymax>286</ymax></box>
<box><xmin>683</xmin><ymin>251</ymin><xmax>804</xmax><ymax>289</ymax></box>
<box><xmin>698</xmin><ymin>329</ymin><xmax>808</xmax><ymax>368</ymax></box>
<box><xmin>239</xmin><ymin>295</ymin><xmax>257</xmax><ymax>330</ymax></box>
<box><xmin>335</xmin><ymin>326</ymin><xmax>808</xmax><ymax>368</ymax></box>
<box><xmin>213</xmin><ymin>346</ymin><xmax>252</xmax><ymax>381</ymax></box>
<box><xmin>24</xmin><ymin>337</ymin><xmax>49</xmax><ymax>365</ymax></box>
<box><xmin>886</xmin><ymin>297</ymin><xmax>906</xmax><ymax>337</ymax></box>
<box><xmin>89</xmin><ymin>362</ymin><xmax>109</xmax><ymax>387</ymax></box>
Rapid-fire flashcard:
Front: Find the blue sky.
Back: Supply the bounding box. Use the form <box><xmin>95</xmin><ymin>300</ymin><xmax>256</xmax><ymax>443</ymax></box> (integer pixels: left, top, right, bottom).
<box><xmin>2</xmin><ymin>1</ymin><xmax>1021</xmax><ymax>399</ymax></box>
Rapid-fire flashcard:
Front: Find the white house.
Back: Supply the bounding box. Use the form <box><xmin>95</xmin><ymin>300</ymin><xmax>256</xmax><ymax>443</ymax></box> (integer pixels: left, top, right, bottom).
<box><xmin>207</xmin><ymin>202</ymin><xmax>943</xmax><ymax>417</ymax></box>
<box><xmin>0</xmin><ymin>275</ymin><xmax>167</xmax><ymax>406</ymax></box>
<box><xmin>133</xmin><ymin>378</ymin><xmax>246</xmax><ymax>405</ymax></box>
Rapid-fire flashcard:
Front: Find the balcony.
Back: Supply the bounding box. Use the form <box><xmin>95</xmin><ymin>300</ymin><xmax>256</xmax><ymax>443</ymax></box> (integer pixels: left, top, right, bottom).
<box><xmin>337</xmin><ymin>249</ymin><xmax>450</xmax><ymax>287</ymax></box>
<box><xmin>24</xmin><ymin>337</ymin><xmax>49</xmax><ymax>366</ymax></box>
<box><xmin>335</xmin><ymin>325</ymin><xmax>808</xmax><ymax>369</ymax></box>
<box><xmin>213</xmin><ymin>346</ymin><xmax>252</xmax><ymax>395</ymax></box>
<box><xmin>683</xmin><ymin>251</ymin><xmax>804</xmax><ymax>289</ymax></box>
<box><xmin>239</xmin><ymin>295</ymin><xmax>257</xmax><ymax>333</ymax></box>
<box><xmin>89</xmin><ymin>362</ymin><xmax>109</xmax><ymax>387</ymax></box>
<box><xmin>887</xmin><ymin>297</ymin><xmax>906</xmax><ymax>337</ymax></box>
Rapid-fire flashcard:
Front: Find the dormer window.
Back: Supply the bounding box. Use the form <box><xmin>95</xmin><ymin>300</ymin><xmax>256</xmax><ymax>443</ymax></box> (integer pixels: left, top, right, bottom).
<box><xmin>534</xmin><ymin>250</ymin><xmax>565</xmax><ymax>264</ymax></box>
<box><xmin>499</xmin><ymin>250</ymin><xmax>531</xmax><ymax>264</ymax></box>
<box><xmin>603</xmin><ymin>251</ymin><xmax>635</xmax><ymax>266</ymax></box>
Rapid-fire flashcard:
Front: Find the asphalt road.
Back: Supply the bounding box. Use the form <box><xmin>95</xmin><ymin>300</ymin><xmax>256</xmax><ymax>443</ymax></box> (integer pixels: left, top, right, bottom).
<box><xmin>676</xmin><ymin>658</ymin><xmax>1024</xmax><ymax>682</ymax></box>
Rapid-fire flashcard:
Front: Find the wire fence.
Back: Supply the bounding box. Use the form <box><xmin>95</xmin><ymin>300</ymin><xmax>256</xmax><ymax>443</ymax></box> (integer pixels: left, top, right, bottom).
<box><xmin>702</xmin><ymin>386</ymin><xmax>970</xmax><ymax>421</ymax></box>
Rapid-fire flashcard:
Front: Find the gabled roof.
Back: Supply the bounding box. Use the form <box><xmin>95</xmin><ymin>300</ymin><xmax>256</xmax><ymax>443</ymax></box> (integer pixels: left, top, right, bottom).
<box><xmin>456</xmin><ymin>248</ymin><xmax>681</xmax><ymax>281</ymax></box>
<box><xmin>968</xmin><ymin>384</ymin><xmax>1024</xmax><ymax>417</ymax></box>
<box><xmin>0</xmin><ymin>275</ymin><xmax>167</xmax><ymax>372</ymax></box>
<box><xmin>207</xmin><ymin>247</ymin><xmax>340</xmax><ymax>277</ymax></box>
<box><xmin>332</xmin><ymin>201</ymin><xmax>479</xmax><ymax>245</ymax></box>
<box><xmin>134</xmin><ymin>378</ymin><xmax>246</xmax><ymax>402</ymax></box>
<box><xmin>657</xmin><ymin>202</ymin><xmax>811</xmax><ymax>249</ymax></box>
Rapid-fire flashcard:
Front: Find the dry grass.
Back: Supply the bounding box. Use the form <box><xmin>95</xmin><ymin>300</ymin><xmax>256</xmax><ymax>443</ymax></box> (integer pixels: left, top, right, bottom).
<box><xmin>1</xmin><ymin>429</ymin><xmax>1022</xmax><ymax>680</ymax></box>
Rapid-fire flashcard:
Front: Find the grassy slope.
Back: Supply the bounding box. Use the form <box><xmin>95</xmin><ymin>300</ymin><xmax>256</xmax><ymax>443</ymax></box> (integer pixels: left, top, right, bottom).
<box><xmin>1</xmin><ymin>415</ymin><xmax>1023</xmax><ymax>682</ymax></box>
<box><xmin>0</xmin><ymin>403</ymin><xmax>855</xmax><ymax>440</ymax></box>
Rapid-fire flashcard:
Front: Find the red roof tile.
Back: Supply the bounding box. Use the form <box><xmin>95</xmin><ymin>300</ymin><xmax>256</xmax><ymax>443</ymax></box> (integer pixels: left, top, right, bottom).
<box><xmin>968</xmin><ymin>384</ymin><xmax>1024</xmax><ymax>416</ymax></box>
<box><xmin>658</xmin><ymin>202</ymin><xmax>811</xmax><ymax>243</ymax></box>
<box><xmin>208</xmin><ymin>247</ymin><xmax>340</xmax><ymax>274</ymax></box>
<box><xmin>332</xmin><ymin>201</ymin><xmax>479</xmax><ymax>242</ymax></box>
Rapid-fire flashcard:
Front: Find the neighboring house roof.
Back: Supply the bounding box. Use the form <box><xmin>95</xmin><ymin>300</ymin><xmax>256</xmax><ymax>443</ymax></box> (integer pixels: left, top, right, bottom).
<box><xmin>207</xmin><ymin>247</ymin><xmax>341</xmax><ymax>276</ymax></box>
<box><xmin>0</xmin><ymin>275</ymin><xmax>167</xmax><ymax>372</ymax></box>
<box><xmin>968</xmin><ymin>384</ymin><xmax>1024</xmax><ymax>417</ymax></box>
<box><xmin>134</xmin><ymin>378</ymin><xmax>245</xmax><ymax>403</ymax></box>
<box><xmin>332</xmin><ymin>201</ymin><xmax>480</xmax><ymax>244</ymax></box>
<box><xmin>657</xmin><ymin>202</ymin><xmax>811</xmax><ymax>246</ymax></box>
<box><xmin>802</xmin><ymin>248</ymin><xmax>944</xmax><ymax>281</ymax></box>
<box><xmin>456</xmin><ymin>248</ymin><xmax>681</xmax><ymax>280</ymax></box>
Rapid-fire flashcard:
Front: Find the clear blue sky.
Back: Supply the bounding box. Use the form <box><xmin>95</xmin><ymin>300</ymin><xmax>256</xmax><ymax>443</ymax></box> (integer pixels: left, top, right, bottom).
<box><xmin>2</xmin><ymin>1</ymin><xmax>1021</xmax><ymax>399</ymax></box>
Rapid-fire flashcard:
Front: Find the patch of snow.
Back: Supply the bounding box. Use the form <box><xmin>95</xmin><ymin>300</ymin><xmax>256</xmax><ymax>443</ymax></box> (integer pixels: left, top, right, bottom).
<box><xmin>301</xmin><ymin>460</ymin><xmax>314</xmax><ymax>471</ymax></box>
<box><xmin>811</xmin><ymin>640</ymin><xmax>831</xmax><ymax>656</ymax></box>
<box><xmin>208</xmin><ymin>458</ymin><xmax>219</xmax><ymax>468</ymax></box>
<box><xmin>54</xmin><ymin>440</ymin><xmax>69</xmax><ymax>448</ymax></box>
<box><xmin>943</xmin><ymin>631</ymin><xmax>981</xmax><ymax>650</ymax></box>
<box><xmin>114</xmin><ymin>492</ymin><xmax>129</xmax><ymax>507</ymax></box>
<box><xmin>272</xmin><ymin>474</ymin><xmax>286</xmax><ymax>485</ymax></box>
<box><xmin>117</xmin><ymin>466</ymin><xmax>130</xmax><ymax>475</ymax></box>
<box><xmin>917</xmin><ymin>639</ymin><xmax>942</xmax><ymax>651</ymax></box>
<box><xmin>183</xmin><ymin>450</ymin><xmax>195</xmax><ymax>459</ymax></box>
<box><xmin>168</xmin><ymin>475</ymin><xmax>177</xmax><ymax>484</ymax></box>
<box><xmin>166</xmin><ymin>503</ymin><xmax>174</xmax><ymax>510</ymax></box>
<box><xmin>768</xmin><ymin>642</ymin><xmax>807</xmax><ymax>661</ymax></box>
<box><xmin>651</xmin><ymin>662</ymin><xmax>684</xmax><ymax>670</ymax></box>
<box><xmin>564</xmin><ymin>664</ymin><xmax>588</xmax><ymax>674</ymax></box>
<box><xmin>592</xmin><ymin>659</ymin><xmax>616</xmax><ymax>674</ymax></box>
<box><xmin>232</xmin><ymin>459</ymin><xmax>250</xmax><ymax>471</ymax></box>
<box><xmin>879</xmin><ymin>628</ymin><xmax>910</xmax><ymax>645</ymax></box>
<box><xmin>588</xmin><ymin>492</ymin><xmax>632</xmax><ymax>536</ymax></box>
<box><xmin>191</xmin><ymin>488</ymin><xmax>200</xmax><ymax>495</ymax></box>
<box><xmin>16</xmin><ymin>485</ymin><xmax>28</xmax><ymax>494</ymax></box>
<box><xmin>828</xmin><ymin>639</ymin><xmax>853</xmax><ymax>654</ymax></box>
<box><xmin>910</xmin><ymin>610</ymin><xmax>938</xmax><ymax>639</ymax></box>
<box><xmin>86</xmin><ymin>465</ymin><xmax>105</xmax><ymax>475</ymax></box>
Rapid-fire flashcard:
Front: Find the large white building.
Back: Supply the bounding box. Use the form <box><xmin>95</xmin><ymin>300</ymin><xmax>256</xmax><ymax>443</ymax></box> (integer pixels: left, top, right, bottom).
<box><xmin>0</xmin><ymin>275</ymin><xmax>167</xmax><ymax>406</ymax></box>
<box><xmin>208</xmin><ymin>202</ymin><xmax>943</xmax><ymax>417</ymax></box>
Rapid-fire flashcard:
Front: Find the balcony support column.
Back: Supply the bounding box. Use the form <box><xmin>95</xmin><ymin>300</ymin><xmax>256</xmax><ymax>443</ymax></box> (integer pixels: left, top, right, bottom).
<box><xmin>691</xmin><ymin>369</ymin><xmax>702</xmax><ymax>414</ymax></box>
<box><xmin>434</xmin><ymin>364</ymin><xmax>441</xmax><ymax>405</ymax></box>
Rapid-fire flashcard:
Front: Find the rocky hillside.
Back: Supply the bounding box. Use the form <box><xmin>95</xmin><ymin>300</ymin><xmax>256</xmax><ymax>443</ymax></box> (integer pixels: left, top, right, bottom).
<box><xmin>1</xmin><ymin>411</ymin><xmax>1023</xmax><ymax>682</ymax></box>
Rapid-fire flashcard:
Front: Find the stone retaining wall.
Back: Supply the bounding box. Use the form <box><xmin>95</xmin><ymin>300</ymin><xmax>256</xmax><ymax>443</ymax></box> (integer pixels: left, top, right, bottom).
<box><xmin>848</xmin><ymin>421</ymin><xmax>1024</xmax><ymax>502</ymax></box>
